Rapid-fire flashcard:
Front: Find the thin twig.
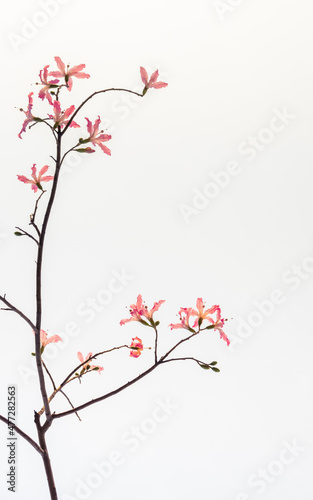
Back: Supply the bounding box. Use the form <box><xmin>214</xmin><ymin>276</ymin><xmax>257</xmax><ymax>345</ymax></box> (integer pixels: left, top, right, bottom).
<box><xmin>59</xmin><ymin>390</ymin><xmax>81</xmax><ymax>421</ymax></box>
<box><xmin>0</xmin><ymin>294</ymin><xmax>36</xmax><ymax>331</ymax></box>
<box><xmin>30</xmin><ymin>190</ymin><xmax>46</xmax><ymax>238</ymax></box>
<box><xmin>62</xmin><ymin>88</ymin><xmax>143</xmax><ymax>135</ymax></box>
<box><xmin>42</xmin><ymin>361</ymin><xmax>57</xmax><ymax>390</ymax></box>
<box><xmin>0</xmin><ymin>414</ymin><xmax>44</xmax><ymax>456</ymax></box>
<box><xmin>15</xmin><ymin>226</ymin><xmax>39</xmax><ymax>245</ymax></box>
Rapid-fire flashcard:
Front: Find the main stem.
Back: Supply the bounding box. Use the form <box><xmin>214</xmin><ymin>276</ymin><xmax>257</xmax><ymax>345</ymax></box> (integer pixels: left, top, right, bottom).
<box><xmin>35</xmin><ymin>129</ymin><xmax>62</xmax><ymax>500</ymax></box>
<box><xmin>35</xmin><ymin>413</ymin><xmax>58</xmax><ymax>500</ymax></box>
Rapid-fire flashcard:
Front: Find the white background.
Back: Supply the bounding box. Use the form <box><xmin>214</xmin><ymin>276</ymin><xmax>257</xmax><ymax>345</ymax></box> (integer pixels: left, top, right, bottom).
<box><xmin>0</xmin><ymin>0</ymin><xmax>313</xmax><ymax>499</ymax></box>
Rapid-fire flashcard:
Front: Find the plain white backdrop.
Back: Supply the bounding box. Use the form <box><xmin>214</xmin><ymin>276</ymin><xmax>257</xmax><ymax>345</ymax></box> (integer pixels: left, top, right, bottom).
<box><xmin>0</xmin><ymin>0</ymin><xmax>313</xmax><ymax>499</ymax></box>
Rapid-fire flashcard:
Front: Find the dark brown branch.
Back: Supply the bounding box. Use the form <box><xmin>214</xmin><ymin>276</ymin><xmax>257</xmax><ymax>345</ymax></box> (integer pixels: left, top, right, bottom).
<box><xmin>0</xmin><ymin>414</ymin><xmax>44</xmax><ymax>456</ymax></box>
<box><xmin>62</xmin><ymin>87</ymin><xmax>143</xmax><ymax>135</ymax></box>
<box><xmin>38</xmin><ymin>345</ymin><xmax>130</xmax><ymax>416</ymax></box>
<box><xmin>34</xmin><ymin>131</ymin><xmax>63</xmax><ymax>419</ymax></box>
<box><xmin>42</xmin><ymin>360</ymin><xmax>57</xmax><ymax>390</ymax></box>
<box><xmin>59</xmin><ymin>390</ymin><xmax>81</xmax><ymax>421</ymax></box>
<box><xmin>52</xmin><ymin>362</ymin><xmax>160</xmax><ymax>420</ymax></box>
<box><xmin>30</xmin><ymin>190</ymin><xmax>46</xmax><ymax>239</ymax></box>
<box><xmin>0</xmin><ymin>294</ymin><xmax>36</xmax><ymax>331</ymax></box>
<box><xmin>15</xmin><ymin>226</ymin><xmax>39</xmax><ymax>245</ymax></box>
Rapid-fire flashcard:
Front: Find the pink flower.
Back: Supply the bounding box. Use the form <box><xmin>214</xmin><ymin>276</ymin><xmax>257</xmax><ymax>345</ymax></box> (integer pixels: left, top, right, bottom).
<box><xmin>191</xmin><ymin>298</ymin><xmax>220</xmax><ymax>328</ymax></box>
<box><xmin>140</xmin><ymin>67</ymin><xmax>168</xmax><ymax>94</ymax></box>
<box><xmin>48</xmin><ymin>101</ymin><xmax>80</xmax><ymax>129</ymax></box>
<box><xmin>77</xmin><ymin>352</ymin><xmax>103</xmax><ymax>374</ymax></box>
<box><xmin>40</xmin><ymin>329</ymin><xmax>62</xmax><ymax>348</ymax></box>
<box><xmin>17</xmin><ymin>164</ymin><xmax>54</xmax><ymax>193</ymax></box>
<box><xmin>170</xmin><ymin>298</ymin><xmax>230</xmax><ymax>346</ymax></box>
<box><xmin>83</xmin><ymin>117</ymin><xmax>111</xmax><ymax>155</ymax></box>
<box><xmin>129</xmin><ymin>337</ymin><xmax>143</xmax><ymax>358</ymax></box>
<box><xmin>18</xmin><ymin>92</ymin><xmax>35</xmax><ymax>139</ymax></box>
<box><xmin>120</xmin><ymin>294</ymin><xmax>165</xmax><ymax>326</ymax></box>
<box><xmin>49</xmin><ymin>56</ymin><xmax>90</xmax><ymax>91</ymax></box>
<box><xmin>38</xmin><ymin>65</ymin><xmax>59</xmax><ymax>105</ymax></box>
<box><xmin>169</xmin><ymin>307</ymin><xmax>195</xmax><ymax>331</ymax></box>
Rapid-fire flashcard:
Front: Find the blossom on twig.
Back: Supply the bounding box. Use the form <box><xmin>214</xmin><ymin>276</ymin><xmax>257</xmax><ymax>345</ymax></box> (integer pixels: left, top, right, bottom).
<box><xmin>129</xmin><ymin>337</ymin><xmax>144</xmax><ymax>358</ymax></box>
<box><xmin>18</xmin><ymin>92</ymin><xmax>36</xmax><ymax>139</ymax></box>
<box><xmin>77</xmin><ymin>352</ymin><xmax>104</xmax><ymax>375</ymax></box>
<box><xmin>40</xmin><ymin>329</ymin><xmax>62</xmax><ymax>348</ymax></box>
<box><xmin>169</xmin><ymin>307</ymin><xmax>195</xmax><ymax>332</ymax></box>
<box><xmin>48</xmin><ymin>101</ymin><xmax>80</xmax><ymax>129</ymax></box>
<box><xmin>82</xmin><ymin>116</ymin><xmax>111</xmax><ymax>155</ymax></box>
<box><xmin>120</xmin><ymin>294</ymin><xmax>165</xmax><ymax>326</ymax></box>
<box><xmin>49</xmin><ymin>56</ymin><xmax>90</xmax><ymax>91</ymax></box>
<box><xmin>169</xmin><ymin>298</ymin><xmax>230</xmax><ymax>346</ymax></box>
<box><xmin>17</xmin><ymin>164</ymin><xmax>54</xmax><ymax>193</ymax></box>
<box><xmin>140</xmin><ymin>67</ymin><xmax>168</xmax><ymax>95</ymax></box>
<box><xmin>38</xmin><ymin>65</ymin><xmax>60</xmax><ymax>105</ymax></box>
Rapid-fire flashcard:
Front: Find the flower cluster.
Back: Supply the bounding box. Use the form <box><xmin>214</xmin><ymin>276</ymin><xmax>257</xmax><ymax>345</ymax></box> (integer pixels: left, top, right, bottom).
<box><xmin>17</xmin><ymin>164</ymin><xmax>54</xmax><ymax>193</ymax></box>
<box><xmin>120</xmin><ymin>294</ymin><xmax>165</xmax><ymax>326</ymax></box>
<box><xmin>76</xmin><ymin>352</ymin><xmax>104</xmax><ymax>375</ymax></box>
<box><xmin>169</xmin><ymin>297</ymin><xmax>230</xmax><ymax>346</ymax></box>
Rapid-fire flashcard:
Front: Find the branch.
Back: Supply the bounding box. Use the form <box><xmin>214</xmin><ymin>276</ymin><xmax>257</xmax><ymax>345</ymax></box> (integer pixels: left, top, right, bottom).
<box><xmin>0</xmin><ymin>294</ymin><xmax>36</xmax><ymax>331</ymax></box>
<box><xmin>62</xmin><ymin>87</ymin><xmax>143</xmax><ymax>135</ymax></box>
<box><xmin>52</xmin><ymin>362</ymin><xmax>160</xmax><ymax>420</ymax></box>
<box><xmin>59</xmin><ymin>390</ymin><xmax>81</xmax><ymax>422</ymax></box>
<box><xmin>38</xmin><ymin>345</ymin><xmax>130</xmax><ymax>416</ymax></box>
<box><xmin>15</xmin><ymin>226</ymin><xmax>39</xmax><ymax>245</ymax></box>
<box><xmin>0</xmin><ymin>414</ymin><xmax>44</xmax><ymax>456</ymax></box>
<box><xmin>30</xmin><ymin>190</ymin><xmax>46</xmax><ymax>239</ymax></box>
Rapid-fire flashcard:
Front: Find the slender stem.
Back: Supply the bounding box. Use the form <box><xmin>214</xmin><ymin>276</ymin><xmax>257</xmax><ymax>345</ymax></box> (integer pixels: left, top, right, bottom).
<box><xmin>34</xmin><ymin>413</ymin><xmax>58</xmax><ymax>500</ymax></box>
<box><xmin>30</xmin><ymin>190</ymin><xmax>46</xmax><ymax>238</ymax></box>
<box><xmin>52</xmin><ymin>362</ymin><xmax>160</xmax><ymax>420</ymax></box>
<box><xmin>0</xmin><ymin>294</ymin><xmax>36</xmax><ymax>331</ymax></box>
<box><xmin>59</xmin><ymin>390</ymin><xmax>81</xmax><ymax>421</ymax></box>
<box><xmin>35</xmin><ymin>129</ymin><xmax>62</xmax><ymax>420</ymax></box>
<box><xmin>0</xmin><ymin>414</ymin><xmax>44</xmax><ymax>456</ymax></box>
<box><xmin>153</xmin><ymin>325</ymin><xmax>158</xmax><ymax>363</ymax></box>
<box><xmin>62</xmin><ymin>88</ymin><xmax>143</xmax><ymax>135</ymax></box>
<box><xmin>161</xmin><ymin>356</ymin><xmax>211</xmax><ymax>365</ymax></box>
<box><xmin>38</xmin><ymin>345</ymin><xmax>130</xmax><ymax>415</ymax></box>
<box><xmin>15</xmin><ymin>226</ymin><xmax>39</xmax><ymax>245</ymax></box>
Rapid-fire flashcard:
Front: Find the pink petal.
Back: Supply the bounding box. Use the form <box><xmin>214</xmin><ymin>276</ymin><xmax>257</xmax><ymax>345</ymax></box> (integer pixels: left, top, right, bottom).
<box><xmin>46</xmin><ymin>334</ymin><xmax>62</xmax><ymax>345</ymax></box>
<box><xmin>38</xmin><ymin>165</ymin><xmax>49</xmax><ymax>178</ymax></box>
<box><xmin>149</xmin><ymin>70</ymin><xmax>159</xmax><ymax>86</ymax></box>
<box><xmin>151</xmin><ymin>81</ymin><xmax>168</xmax><ymax>89</ymax></box>
<box><xmin>54</xmin><ymin>56</ymin><xmax>65</xmax><ymax>75</ymax></box>
<box><xmin>140</xmin><ymin>67</ymin><xmax>149</xmax><ymax>86</ymax></box>
<box><xmin>63</xmin><ymin>105</ymin><xmax>75</xmax><ymax>120</ymax></box>
<box><xmin>67</xmin><ymin>77</ymin><xmax>73</xmax><ymax>91</ymax></box>
<box><xmin>72</xmin><ymin>72</ymin><xmax>90</xmax><ymax>79</ymax></box>
<box><xmin>69</xmin><ymin>64</ymin><xmax>86</xmax><ymax>74</ymax></box>
<box><xmin>77</xmin><ymin>352</ymin><xmax>84</xmax><ymax>363</ymax></box>
<box><xmin>150</xmin><ymin>300</ymin><xmax>165</xmax><ymax>315</ymax></box>
<box><xmin>31</xmin><ymin>165</ymin><xmax>37</xmax><ymax>180</ymax></box>
<box><xmin>169</xmin><ymin>323</ymin><xmax>184</xmax><ymax>330</ymax></box>
<box><xmin>120</xmin><ymin>317</ymin><xmax>133</xmax><ymax>326</ymax></box>
<box><xmin>17</xmin><ymin>175</ymin><xmax>32</xmax><ymax>184</ymax></box>
<box><xmin>85</xmin><ymin>117</ymin><xmax>93</xmax><ymax>136</ymax></box>
<box><xmin>40</xmin><ymin>176</ymin><xmax>54</xmax><ymax>182</ymax></box>
<box><xmin>97</xmin><ymin>142</ymin><xmax>111</xmax><ymax>155</ymax></box>
<box><xmin>69</xmin><ymin>121</ymin><xmax>80</xmax><ymax>128</ymax></box>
